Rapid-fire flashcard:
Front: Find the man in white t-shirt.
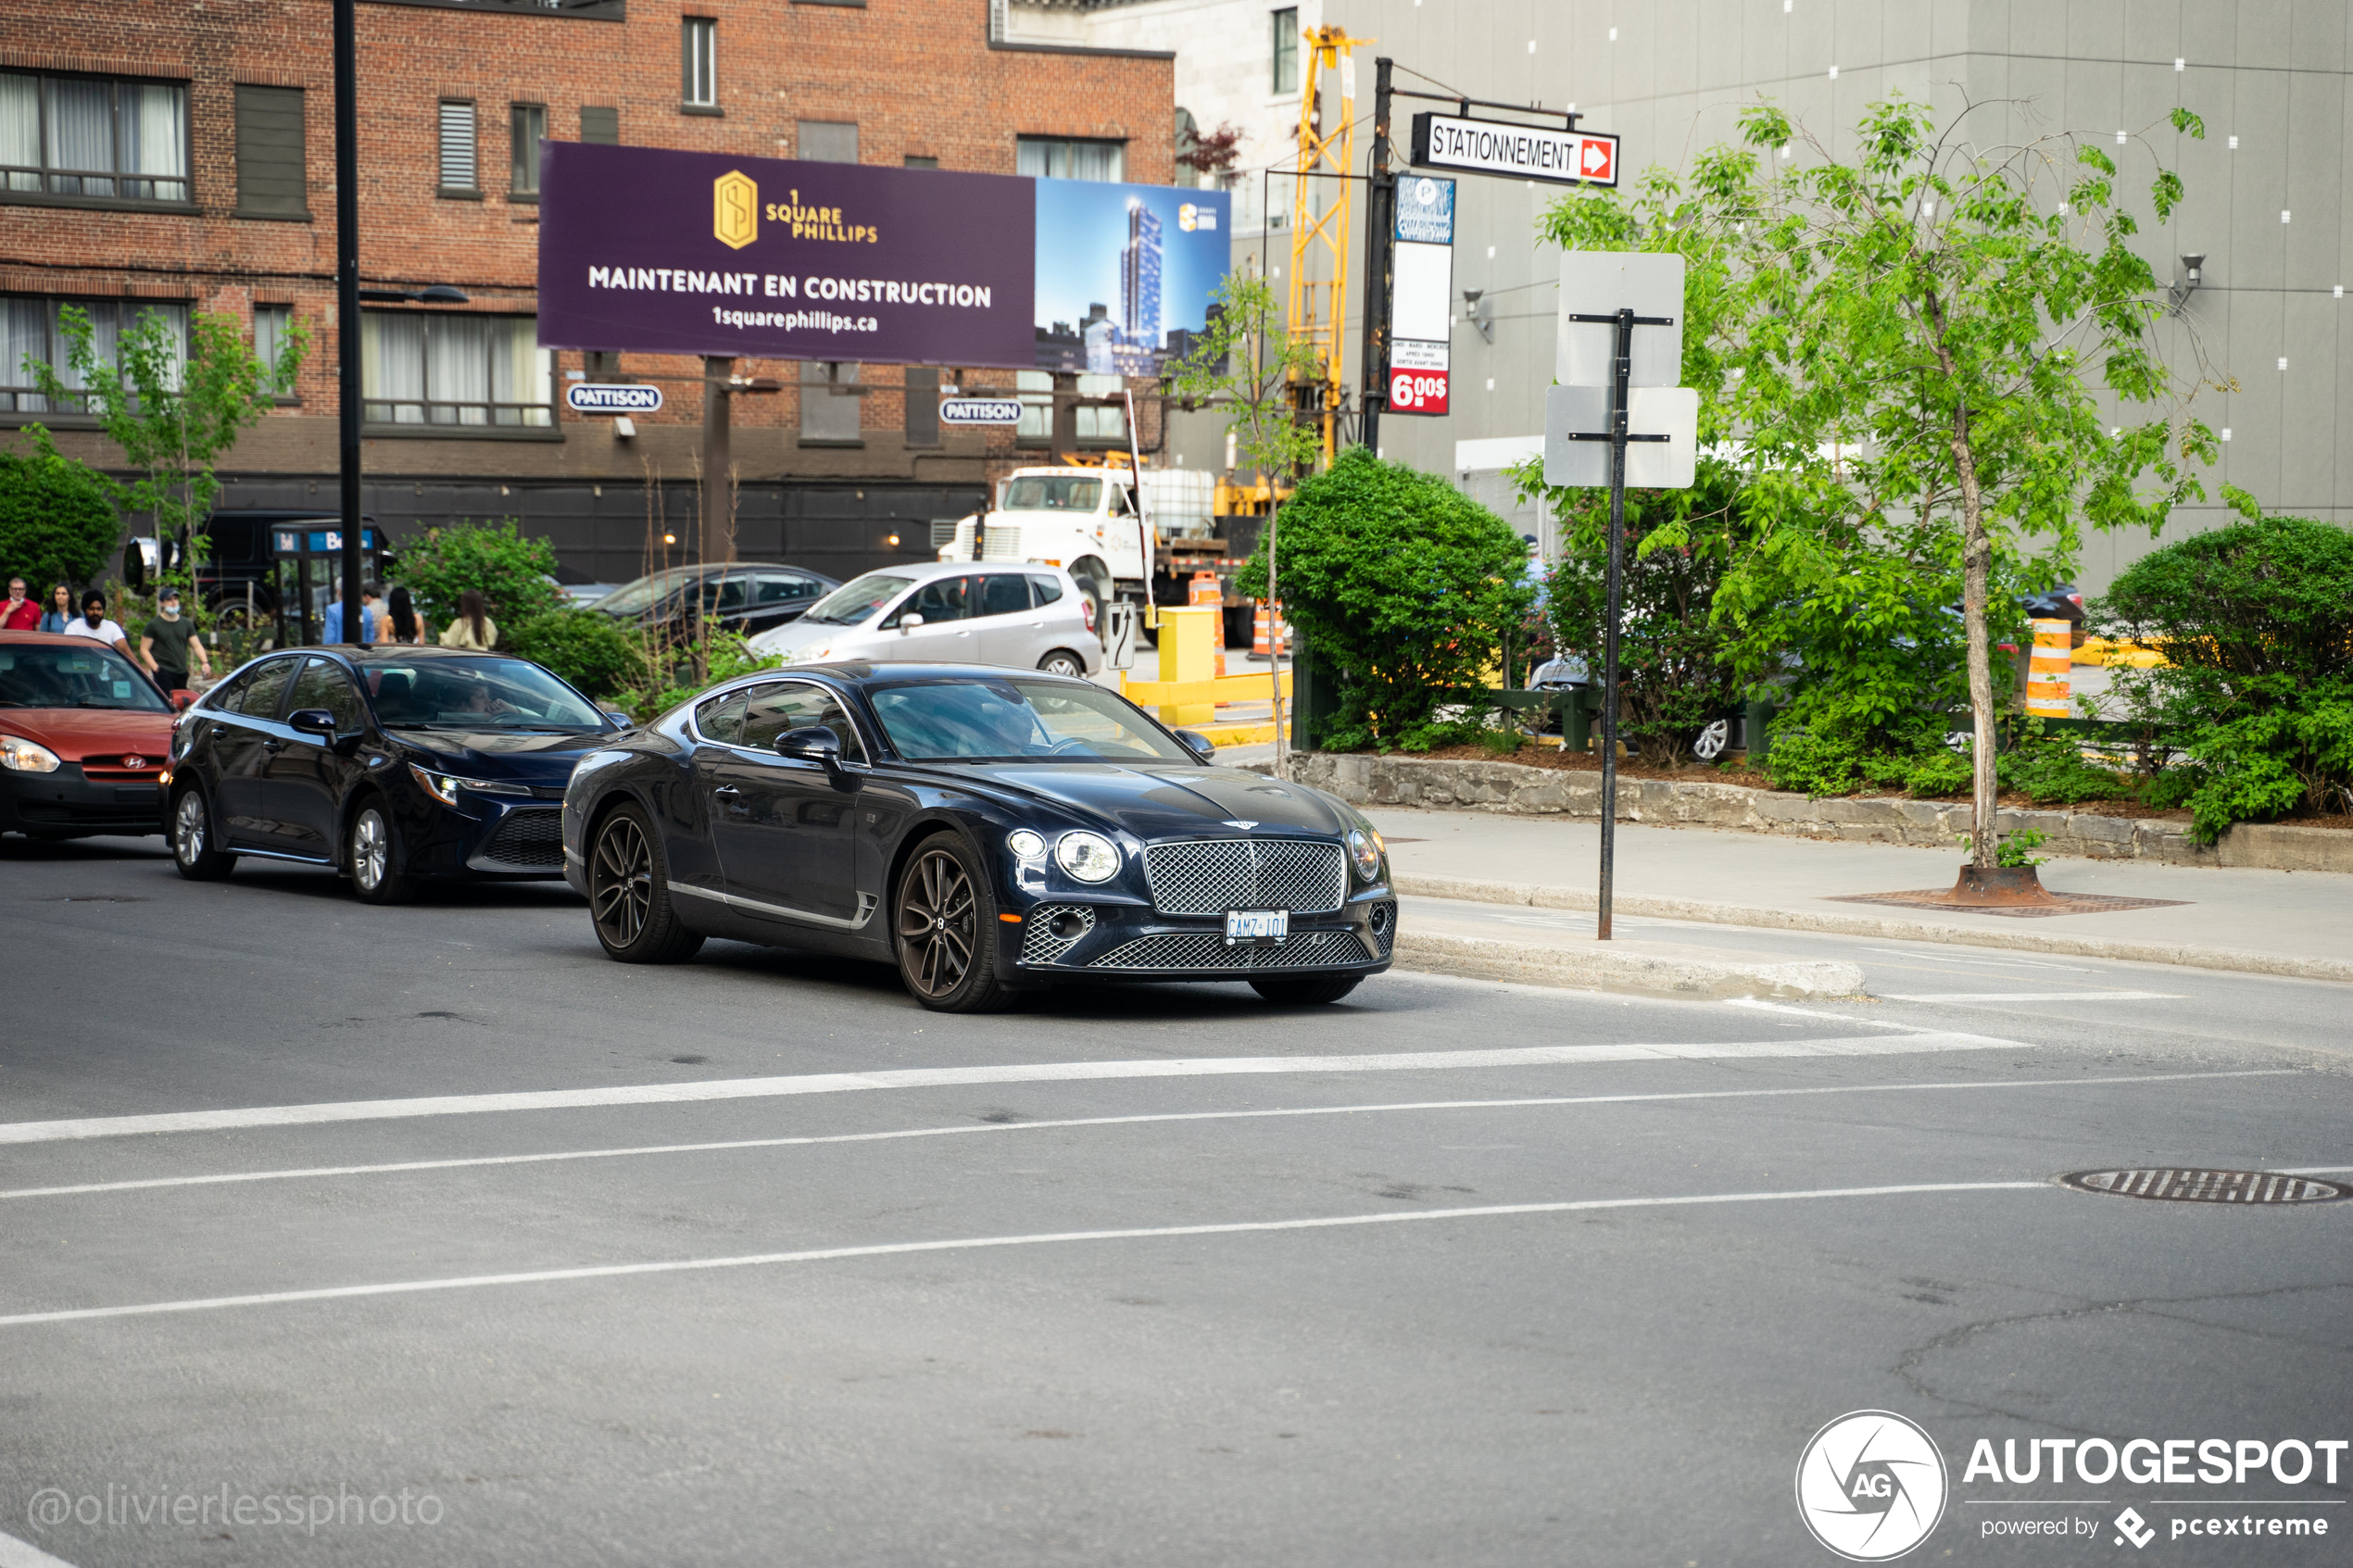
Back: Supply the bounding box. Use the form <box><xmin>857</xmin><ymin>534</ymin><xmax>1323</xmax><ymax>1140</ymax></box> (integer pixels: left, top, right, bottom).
<box><xmin>58</xmin><ymin>591</ymin><xmax>133</xmax><ymax>657</ymax></box>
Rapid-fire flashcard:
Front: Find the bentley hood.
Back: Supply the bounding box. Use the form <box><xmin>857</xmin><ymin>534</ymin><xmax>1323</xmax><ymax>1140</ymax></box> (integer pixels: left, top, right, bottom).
<box><xmin>925</xmin><ymin>761</ymin><xmax>1353</xmax><ymax>840</ymax></box>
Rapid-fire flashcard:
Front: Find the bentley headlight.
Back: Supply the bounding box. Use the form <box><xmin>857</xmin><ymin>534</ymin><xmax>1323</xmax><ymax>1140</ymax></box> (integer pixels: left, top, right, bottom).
<box><xmin>1006</xmin><ymin>829</ymin><xmax>1047</xmax><ymax>859</ymax></box>
<box><xmin>1054</xmin><ymin>830</ymin><xmax>1122</xmax><ymax>883</ymax></box>
<box><xmin>0</xmin><ymin>734</ymin><xmax>61</xmax><ymax>773</ymax></box>
<box><xmin>1346</xmin><ymin>825</ymin><xmax>1385</xmax><ymax>882</ymax></box>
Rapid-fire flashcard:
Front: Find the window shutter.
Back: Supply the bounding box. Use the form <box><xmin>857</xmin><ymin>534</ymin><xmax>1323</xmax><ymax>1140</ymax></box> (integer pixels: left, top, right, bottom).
<box><xmin>233</xmin><ymin>85</ymin><xmax>307</xmax><ymax>218</ymax></box>
<box><xmin>438</xmin><ymin>101</ymin><xmax>476</xmax><ymax>193</ymax></box>
<box><xmin>580</xmin><ymin>106</ymin><xmax>619</xmax><ymax>145</ymax></box>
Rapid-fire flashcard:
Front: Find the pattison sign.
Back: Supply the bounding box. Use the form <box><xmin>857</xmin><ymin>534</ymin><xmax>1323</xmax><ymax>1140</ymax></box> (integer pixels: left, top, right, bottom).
<box><xmin>537</xmin><ymin>143</ymin><xmax>1033</xmax><ymax>367</ymax></box>
<box><xmin>1410</xmin><ymin>112</ymin><xmax>1619</xmax><ymax>189</ymax></box>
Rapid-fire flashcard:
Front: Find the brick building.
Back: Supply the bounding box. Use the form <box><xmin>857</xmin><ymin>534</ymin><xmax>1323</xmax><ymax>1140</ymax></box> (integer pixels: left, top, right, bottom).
<box><xmin>1</xmin><ymin>0</ymin><xmax>1176</xmax><ymax>585</ymax></box>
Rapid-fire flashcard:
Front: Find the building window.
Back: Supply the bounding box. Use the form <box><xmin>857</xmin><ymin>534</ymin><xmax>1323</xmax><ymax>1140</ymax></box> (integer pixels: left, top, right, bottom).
<box><xmin>233</xmin><ymin>84</ymin><xmax>307</xmax><ymax>219</ymax></box>
<box><xmin>0</xmin><ymin>296</ymin><xmax>187</xmax><ymax>415</ymax></box>
<box><xmin>902</xmin><ymin>155</ymin><xmax>937</xmax><ymax>169</ymax></box>
<box><xmin>797</xmin><ymin>120</ymin><xmax>858</xmax><ymax>163</ymax></box>
<box><xmin>682</xmin><ymin>19</ymin><xmax>717</xmax><ymax>109</ymax></box>
<box><xmin>580</xmin><ymin>105</ymin><xmax>619</xmax><ymax>144</ymax></box>
<box><xmin>360</xmin><ymin>311</ymin><xmax>551</xmax><ymax>428</ymax></box>
<box><xmin>1272</xmin><ymin>8</ymin><xmax>1299</xmax><ymax>94</ymax></box>
<box><xmin>0</xmin><ymin>71</ymin><xmax>190</xmax><ymax>204</ymax></box>
<box><xmin>253</xmin><ymin>305</ymin><xmax>297</xmax><ymax>399</ymax></box>
<box><xmin>437</xmin><ymin>101</ymin><xmax>477</xmax><ymax>195</ymax></box>
<box><xmin>1014</xmin><ymin>136</ymin><xmax>1124</xmax><ymax>183</ymax></box>
<box><xmin>903</xmin><ymin>366</ymin><xmax>937</xmax><ymax>446</ymax></box>
<box><xmin>1014</xmin><ymin>370</ymin><xmax>1126</xmax><ymax>446</ymax></box>
<box><xmin>799</xmin><ymin>361</ymin><xmax>861</xmax><ymax>444</ymax></box>
<box><xmin>510</xmin><ymin>103</ymin><xmax>547</xmax><ymax>197</ymax></box>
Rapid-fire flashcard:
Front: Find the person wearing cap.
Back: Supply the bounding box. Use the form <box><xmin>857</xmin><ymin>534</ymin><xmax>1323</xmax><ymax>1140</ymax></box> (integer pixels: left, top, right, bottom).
<box><xmin>140</xmin><ymin>585</ymin><xmax>211</xmax><ymax>697</ymax></box>
<box><xmin>59</xmin><ymin>591</ymin><xmax>132</xmax><ymax>656</ymax></box>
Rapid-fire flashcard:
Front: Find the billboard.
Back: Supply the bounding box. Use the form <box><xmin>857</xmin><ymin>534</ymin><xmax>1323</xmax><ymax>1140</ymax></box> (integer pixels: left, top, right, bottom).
<box><xmin>536</xmin><ymin>144</ymin><xmax>1231</xmax><ymax>375</ymax></box>
<box><xmin>1031</xmin><ymin>180</ymin><xmax>1230</xmax><ymax>375</ymax></box>
<box><xmin>537</xmin><ymin>142</ymin><xmax>1036</xmax><ymax>367</ymax></box>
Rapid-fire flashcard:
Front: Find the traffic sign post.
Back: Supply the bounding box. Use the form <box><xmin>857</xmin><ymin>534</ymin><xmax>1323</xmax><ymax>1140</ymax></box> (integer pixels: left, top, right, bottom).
<box><xmin>1545</xmin><ymin>251</ymin><xmax>1692</xmax><ymax>941</ymax></box>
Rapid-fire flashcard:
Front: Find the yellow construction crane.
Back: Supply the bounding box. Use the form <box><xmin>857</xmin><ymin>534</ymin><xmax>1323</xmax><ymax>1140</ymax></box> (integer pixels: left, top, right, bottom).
<box><xmin>1288</xmin><ymin>24</ymin><xmax>1373</xmax><ymax>468</ymax></box>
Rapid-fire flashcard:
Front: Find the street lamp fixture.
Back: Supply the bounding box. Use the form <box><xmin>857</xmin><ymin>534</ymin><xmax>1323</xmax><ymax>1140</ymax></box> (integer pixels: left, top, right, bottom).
<box><xmin>358</xmin><ymin>284</ymin><xmax>472</xmax><ymax>305</ymax></box>
<box><xmin>2168</xmin><ymin>254</ymin><xmax>2205</xmax><ymax>314</ymax></box>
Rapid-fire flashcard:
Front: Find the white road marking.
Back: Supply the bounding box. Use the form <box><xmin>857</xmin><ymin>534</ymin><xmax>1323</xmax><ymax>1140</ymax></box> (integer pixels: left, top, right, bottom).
<box><xmin>0</xmin><ymin>1035</ymin><xmax>2028</xmax><ymax>1148</ymax></box>
<box><xmin>0</xmin><ymin>1179</ymin><xmax>2054</xmax><ymax>1328</ymax></box>
<box><xmin>1881</xmin><ymin>992</ymin><xmax>2185</xmax><ymax>1003</ymax></box>
<box><xmin>0</xmin><ymin>1071</ymin><xmax>2290</xmax><ymax>1203</ymax></box>
<box><xmin>0</xmin><ymin>1531</ymin><xmax>79</xmax><ymax>1568</ymax></box>
<box><xmin>1866</xmin><ymin>948</ymin><xmax>2091</xmax><ymax>972</ymax></box>
<box><xmin>1724</xmin><ymin>998</ymin><xmax>1920</xmax><ymax>1031</ymax></box>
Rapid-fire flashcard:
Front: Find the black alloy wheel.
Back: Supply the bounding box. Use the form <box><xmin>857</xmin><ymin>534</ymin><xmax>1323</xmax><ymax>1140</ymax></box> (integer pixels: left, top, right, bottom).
<box><xmin>170</xmin><ymin>786</ymin><xmax>235</xmax><ymax>880</ymax></box>
<box><xmin>347</xmin><ymin>797</ymin><xmax>414</xmax><ymax>905</ymax></box>
<box><xmin>1248</xmin><ymin>974</ymin><xmax>1364</xmax><ymax>1006</ymax></box>
<box><xmin>894</xmin><ymin>834</ymin><xmax>1017</xmax><ymax>1013</ymax></box>
<box><xmin>589</xmin><ymin>804</ymin><xmax>704</xmax><ymax>963</ymax></box>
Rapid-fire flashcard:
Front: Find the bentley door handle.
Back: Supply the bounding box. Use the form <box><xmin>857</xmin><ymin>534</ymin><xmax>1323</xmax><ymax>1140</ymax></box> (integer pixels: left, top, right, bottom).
<box><xmin>261</xmin><ymin>738</ymin><xmax>284</xmax><ymax>752</ymax></box>
<box><xmin>712</xmin><ymin>785</ymin><xmax>741</xmax><ymax>797</ymax></box>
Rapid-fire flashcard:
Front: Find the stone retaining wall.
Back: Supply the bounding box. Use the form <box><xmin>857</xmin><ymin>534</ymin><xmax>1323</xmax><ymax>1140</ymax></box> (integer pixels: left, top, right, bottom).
<box><xmin>1276</xmin><ymin>752</ymin><xmax>2353</xmax><ymax>873</ymax></box>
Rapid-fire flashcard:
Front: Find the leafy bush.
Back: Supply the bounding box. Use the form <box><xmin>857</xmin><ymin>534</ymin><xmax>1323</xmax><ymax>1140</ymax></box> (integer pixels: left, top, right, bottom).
<box><xmin>613</xmin><ymin>627</ymin><xmax>780</xmax><ymax>725</ymax></box>
<box><xmin>1239</xmin><ymin>449</ymin><xmax>1536</xmax><ymax>752</ymax></box>
<box><xmin>1541</xmin><ymin>460</ymin><xmax>1747</xmax><ymax>766</ymax></box>
<box><xmin>0</xmin><ymin>439</ymin><xmax>119</xmax><ymax>593</ymax></box>
<box><xmin>2095</xmin><ymin>509</ymin><xmax>2353</xmax><ymax>839</ymax></box>
<box><xmin>394</xmin><ymin>519</ymin><xmax>564</xmax><ymax>637</ymax></box>
<box><xmin>506</xmin><ymin>608</ymin><xmax>647</xmax><ymax>701</ymax></box>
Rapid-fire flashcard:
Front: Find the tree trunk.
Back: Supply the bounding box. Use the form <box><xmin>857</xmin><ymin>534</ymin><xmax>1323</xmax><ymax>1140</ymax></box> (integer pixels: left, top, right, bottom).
<box><xmin>1949</xmin><ymin>404</ymin><xmax>1997</xmax><ymax>870</ymax></box>
<box><xmin>1266</xmin><ymin>494</ymin><xmax>1285</xmax><ymax>771</ymax></box>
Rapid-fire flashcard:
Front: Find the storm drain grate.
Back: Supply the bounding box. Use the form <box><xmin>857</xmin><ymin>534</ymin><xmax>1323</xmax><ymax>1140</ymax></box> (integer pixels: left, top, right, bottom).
<box><xmin>2057</xmin><ymin>1168</ymin><xmax>2352</xmax><ymax>1204</ymax></box>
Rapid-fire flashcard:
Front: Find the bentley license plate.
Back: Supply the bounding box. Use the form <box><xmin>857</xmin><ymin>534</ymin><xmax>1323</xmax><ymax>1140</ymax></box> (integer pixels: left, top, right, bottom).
<box><xmin>1225</xmin><ymin>909</ymin><xmax>1289</xmax><ymax>944</ymax></box>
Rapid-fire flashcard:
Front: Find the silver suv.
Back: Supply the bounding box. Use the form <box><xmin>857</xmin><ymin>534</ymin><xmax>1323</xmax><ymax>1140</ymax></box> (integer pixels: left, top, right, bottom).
<box><xmin>742</xmin><ymin>561</ymin><xmax>1101</xmax><ymax>677</ymax></box>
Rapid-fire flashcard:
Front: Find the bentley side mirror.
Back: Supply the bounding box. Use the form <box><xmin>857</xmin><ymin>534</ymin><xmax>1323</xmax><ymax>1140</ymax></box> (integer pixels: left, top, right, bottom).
<box><xmin>287</xmin><ymin>708</ymin><xmax>337</xmax><ymax>737</ymax></box>
<box><xmin>898</xmin><ymin>612</ymin><xmax>925</xmax><ymax>634</ymax></box>
<box><xmin>602</xmin><ymin>710</ymin><xmax>634</xmax><ymax>729</ymax></box>
<box><xmin>777</xmin><ymin>725</ymin><xmax>840</xmax><ymax>763</ymax></box>
<box><xmin>1174</xmin><ymin>729</ymin><xmax>1217</xmax><ymax>763</ymax></box>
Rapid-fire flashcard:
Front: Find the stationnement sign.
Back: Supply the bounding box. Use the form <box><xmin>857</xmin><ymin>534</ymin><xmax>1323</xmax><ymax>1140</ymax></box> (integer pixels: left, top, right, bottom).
<box><xmin>1410</xmin><ymin>113</ymin><xmax>1619</xmax><ymax>189</ymax></box>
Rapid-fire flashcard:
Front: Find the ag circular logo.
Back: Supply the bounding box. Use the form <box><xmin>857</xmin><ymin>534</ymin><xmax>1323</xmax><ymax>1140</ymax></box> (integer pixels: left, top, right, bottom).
<box><xmin>1794</xmin><ymin>1411</ymin><xmax>1948</xmax><ymax>1561</ymax></box>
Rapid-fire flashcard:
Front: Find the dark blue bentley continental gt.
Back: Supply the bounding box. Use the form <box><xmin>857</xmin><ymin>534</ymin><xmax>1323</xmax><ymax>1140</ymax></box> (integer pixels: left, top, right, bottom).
<box><xmin>560</xmin><ymin>663</ymin><xmax>1397</xmax><ymax>1012</ymax></box>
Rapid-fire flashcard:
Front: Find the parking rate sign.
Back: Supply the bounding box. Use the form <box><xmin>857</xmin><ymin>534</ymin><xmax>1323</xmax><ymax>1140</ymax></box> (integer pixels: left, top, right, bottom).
<box><xmin>1385</xmin><ymin>175</ymin><xmax>1454</xmax><ymax>419</ymax></box>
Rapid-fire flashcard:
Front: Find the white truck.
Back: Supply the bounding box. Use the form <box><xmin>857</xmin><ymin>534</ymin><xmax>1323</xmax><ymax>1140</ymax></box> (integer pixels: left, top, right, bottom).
<box><xmin>937</xmin><ymin>464</ymin><xmax>1253</xmax><ymax>644</ymax></box>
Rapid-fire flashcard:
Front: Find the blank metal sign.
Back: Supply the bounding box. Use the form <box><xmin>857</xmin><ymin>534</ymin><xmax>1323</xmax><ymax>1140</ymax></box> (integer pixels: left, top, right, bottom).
<box><xmin>1543</xmin><ymin>384</ymin><xmax>1699</xmax><ymax>489</ymax></box>
<box><xmin>1556</xmin><ymin>251</ymin><xmax>1685</xmax><ymax>388</ymax></box>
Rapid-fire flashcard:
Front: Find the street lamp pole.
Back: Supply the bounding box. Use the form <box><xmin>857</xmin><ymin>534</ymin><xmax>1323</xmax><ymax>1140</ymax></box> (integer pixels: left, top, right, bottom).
<box><xmin>333</xmin><ymin>0</ymin><xmax>363</xmax><ymax>643</ymax></box>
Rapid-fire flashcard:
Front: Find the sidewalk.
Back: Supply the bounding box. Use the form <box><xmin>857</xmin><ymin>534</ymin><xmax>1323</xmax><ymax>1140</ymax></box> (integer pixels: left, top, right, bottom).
<box><xmin>1362</xmin><ymin>806</ymin><xmax>2353</xmax><ymax>983</ymax></box>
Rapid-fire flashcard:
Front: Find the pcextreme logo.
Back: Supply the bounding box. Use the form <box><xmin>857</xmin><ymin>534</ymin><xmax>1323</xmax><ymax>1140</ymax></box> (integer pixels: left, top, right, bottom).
<box><xmin>713</xmin><ymin>169</ymin><xmax>757</xmax><ymax>249</ymax></box>
<box><xmin>1796</xmin><ymin>1411</ymin><xmax>1950</xmax><ymax>1562</ymax></box>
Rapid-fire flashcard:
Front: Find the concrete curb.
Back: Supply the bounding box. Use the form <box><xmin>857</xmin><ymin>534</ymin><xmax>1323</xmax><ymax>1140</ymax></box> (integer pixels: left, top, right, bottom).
<box><xmin>1391</xmin><ymin>931</ymin><xmax>1866</xmax><ymax>1000</ymax></box>
<box><xmin>1394</xmin><ymin>873</ymin><xmax>2353</xmax><ymax>985</ymax></box>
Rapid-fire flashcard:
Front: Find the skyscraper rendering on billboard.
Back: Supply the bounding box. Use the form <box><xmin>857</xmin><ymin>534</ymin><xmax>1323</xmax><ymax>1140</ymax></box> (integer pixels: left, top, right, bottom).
<box><xmin>1033</xmin><ymin>178</ymin><xmax>1227</xmax><ymax>375</ymax></box>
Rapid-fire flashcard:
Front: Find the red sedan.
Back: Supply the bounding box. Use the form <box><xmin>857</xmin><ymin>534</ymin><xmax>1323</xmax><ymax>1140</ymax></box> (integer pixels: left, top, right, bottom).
<box><xmin>0</xmin><ymin>631</ymin><xmax>180</xmax><ymax>842</ymax></box>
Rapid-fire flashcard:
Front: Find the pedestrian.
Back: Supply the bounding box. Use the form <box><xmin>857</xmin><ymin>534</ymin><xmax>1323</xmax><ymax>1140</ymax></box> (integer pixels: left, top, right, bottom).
<box><xmin>321</xmin><ymin>581</ymin><xmax>377</xmax><ymax>645</ymax></box>
<box><xmin>138</xmin><ymin>585</ymin><xmax>212</xmax><ymax>696</ymax></box>
<box><xmin>59</xmin><ymin>591</ymin><xmax>132</xmax><ymax>657</ymax></box>
<box><xmin>1</xmin><ymin>577</ymin><xmax>38</xmax><ymax>631</ymax></box>
<box><xmin>437</xmin><ymin>589</ymin><xmax>497</xmax><ymax>650</ymax></box>
<box><xmin>37</xmin><ymin>583</ymin><xmax>73</xmax><ymax>634</ymax></box>
<box><xmin>380</xmin><ymin>583</ymin><xmax>428</xmax><ymax>646</ymax></box>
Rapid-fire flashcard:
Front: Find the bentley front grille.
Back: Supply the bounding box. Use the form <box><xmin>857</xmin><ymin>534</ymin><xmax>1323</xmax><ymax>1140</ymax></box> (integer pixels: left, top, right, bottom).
<box><xmin>1087</xmin><ymin>928</ymin><xmax>1374</xmax><ymax>972</ymax></box>
<box><xmin>1141</xmin><ymin>838</ymin><xmax>1347</xmax><ymax>916</ymax></box>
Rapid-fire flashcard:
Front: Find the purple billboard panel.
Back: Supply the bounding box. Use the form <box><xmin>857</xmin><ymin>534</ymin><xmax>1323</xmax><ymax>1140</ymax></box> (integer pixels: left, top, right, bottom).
<box><xmin>536</xmin><ymin>142</ymin><xmax>1036</xmax><ymax>368</ymax></box>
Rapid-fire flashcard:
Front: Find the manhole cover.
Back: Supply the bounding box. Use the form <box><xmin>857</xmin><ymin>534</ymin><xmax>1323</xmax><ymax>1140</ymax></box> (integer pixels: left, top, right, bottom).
<box><xmin>2058</xmin><ymin>1168</ymin><xmax>2351</xmax><ymax>1204</ymax></box>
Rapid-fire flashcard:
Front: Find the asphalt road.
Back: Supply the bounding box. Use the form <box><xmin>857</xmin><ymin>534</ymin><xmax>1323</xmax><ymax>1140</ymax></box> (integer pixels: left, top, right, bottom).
<box><xmin>3</xmin><ymin>834</ymin><xmax>2348</xmax><ymax>1568</ymax></box>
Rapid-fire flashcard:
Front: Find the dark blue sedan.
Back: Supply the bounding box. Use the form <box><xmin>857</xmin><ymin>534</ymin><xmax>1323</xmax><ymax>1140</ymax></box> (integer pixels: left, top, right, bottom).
<box><xmin>168</xmin><ymin>646</ymin><xmax>627</xmax><ymax>901</ymax></box>
<box><xmin>560</xmin><ymin>663</ymin><xmax>1397</xmax><ymax>1012</ymax></box>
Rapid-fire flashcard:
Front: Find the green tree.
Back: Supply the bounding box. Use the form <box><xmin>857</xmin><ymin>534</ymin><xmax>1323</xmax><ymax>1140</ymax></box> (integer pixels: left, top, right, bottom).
<box><xmin>22</xmin><ymin>305</ymin><xmax>307</xmax><ymax>601</ymax></box>
<box><xmin>1719</xmin><ymin>94</ymin><xmax>2214</xmax><ymax>866</ymax></box>
<box><xmin>1238</xmin><ymin>448</ymin><xmax>1535</xmax><ymax>752</ymax></box>
<box><xmin>0</xmin><ymin>440</ymin><xmax>120</xmax><ymax>593</ymax></box>
<box><xmin>394</xmin><ymin>519</ymin><xmax>565</xmax><ymax>637</ymax></box>
<box><xmin>1167</xmin><ymin>270</ymin><xmax>1324</xmax><ymax>762</ymax></box>
<box><xmin>506</xmin><ymin>608</ymin><xmax>648</xmax><ymax>700</ymax></box>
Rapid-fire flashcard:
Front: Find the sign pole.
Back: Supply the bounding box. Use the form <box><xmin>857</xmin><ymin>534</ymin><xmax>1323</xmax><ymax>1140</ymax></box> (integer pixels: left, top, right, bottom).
<box><xmin>333</xmin><ymin>0</ymin><xmax>362</xmax><ymax>644</ymax></box>
<box><xmin>700</xmin><ymin>356</ymin><xmax>733</xmax><ymax>564</ymax></box>
<box><xmin>1358</xmin><ymin>56</ymin><xmax>1395</xmax><ymax>454</ymax></box>
<box><xmin>1598</xmin><ymin>307</ymin><xmax>1632</xmax><ymax>941</ymax></box>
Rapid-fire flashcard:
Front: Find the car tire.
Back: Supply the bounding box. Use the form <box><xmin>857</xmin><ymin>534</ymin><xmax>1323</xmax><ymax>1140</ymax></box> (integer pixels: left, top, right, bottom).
<box><xmin>1037</xmin><ymin>648</ymin><xmax>1088</xmax><ymax>679</ymax></box>
<box><xmin>170</xmin><ymin>785</ymin><xmax>236</xmax><ymax>881</ymax></box>
<box><xmin>347</xmin><ymin>797</ymin><xmax>415</xmax><ymax>906</ymax></box>
<box><xmin>893</xmin><ymin>831</ymin><xmax>1019</xmax><ymax>1013</ymax></box>
<box><xmin>1248</xmin><ymin>974</ymin><xmax>1363</xmax><ymax>1006</ymax></box>
<box><xmin>1069</xmin><ymin>559</ymin><xmax>1110</xmax><ymax>643</ymax></box>
<box><xmin>588</xmin><ymin>802</ymin><xmax>705</xmax><ymax>964</ymax></box>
